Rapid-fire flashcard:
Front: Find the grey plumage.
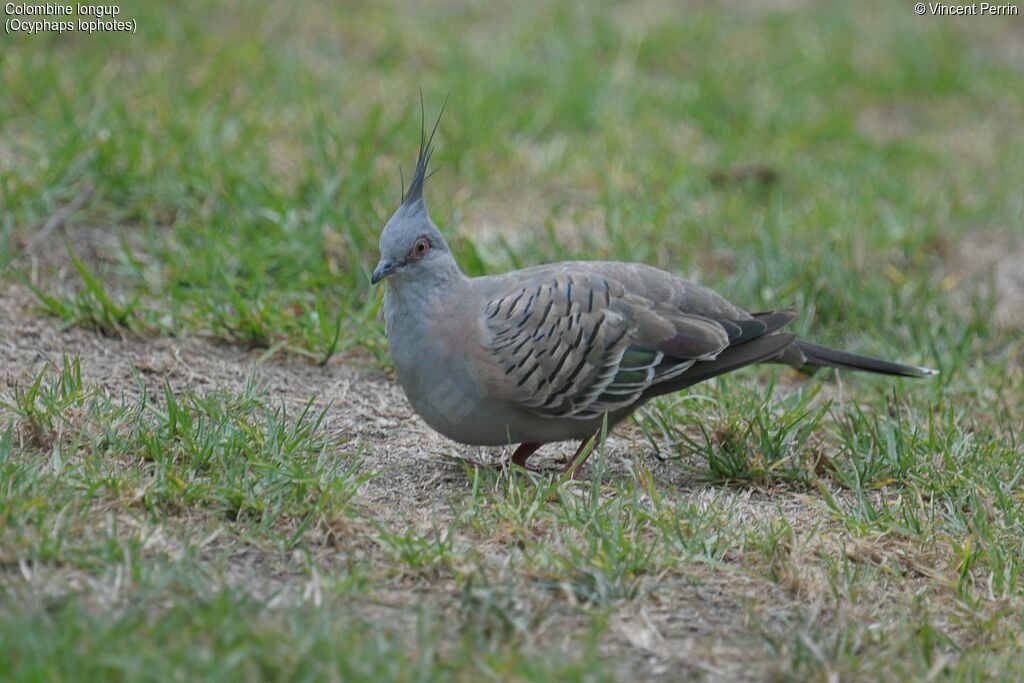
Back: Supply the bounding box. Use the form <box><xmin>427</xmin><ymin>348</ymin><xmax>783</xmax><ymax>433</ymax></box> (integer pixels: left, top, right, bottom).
<box><xmin>372</xmin><ymin>110</ymin><xmax>937</xmax><ymax>475</ymax></box>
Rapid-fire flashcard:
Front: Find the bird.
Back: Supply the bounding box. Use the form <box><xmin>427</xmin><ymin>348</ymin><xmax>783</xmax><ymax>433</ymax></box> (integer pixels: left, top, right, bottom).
<box><xmin>371</xmin><ymin>108</ymin><xmax>937</xmax><ymax>478</ymax></box>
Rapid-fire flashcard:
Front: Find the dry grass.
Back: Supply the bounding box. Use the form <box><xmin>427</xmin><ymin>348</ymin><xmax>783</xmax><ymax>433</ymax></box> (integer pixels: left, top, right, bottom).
<box><xmin>3</xmin><ymin>1</ymin><xmax>1023</xmax><ymax>680</ymax></box>
<box><xmin>3</xmin><ymin>260</ymin><xmax>1022</xmax><ymax>679</ymax></box>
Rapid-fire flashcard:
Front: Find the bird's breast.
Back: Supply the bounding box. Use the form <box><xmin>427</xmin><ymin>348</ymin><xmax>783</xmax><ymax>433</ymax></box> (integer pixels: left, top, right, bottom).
<box><xmin>384</xmin><ymin>288</ymin><xmax>486</xmax><ymax>438</ymax></box>
<box><xmin>382</xmin><ymin>285</ymin><xmax>600</xmax><ymax>446</ymax></box>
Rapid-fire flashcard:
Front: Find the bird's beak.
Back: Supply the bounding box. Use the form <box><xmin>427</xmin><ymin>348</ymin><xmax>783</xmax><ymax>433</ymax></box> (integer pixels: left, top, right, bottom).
<box><xmin>371</xmin><ymin>258</ymin><xmax>400</xmax><ymax>285</ymax></box>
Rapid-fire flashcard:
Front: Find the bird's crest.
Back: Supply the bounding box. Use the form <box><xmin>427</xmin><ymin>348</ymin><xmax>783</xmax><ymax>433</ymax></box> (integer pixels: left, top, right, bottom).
<box><xmin>402</xmin><ymin>93</ymin><xmax>448</xmax><ymax>209</ymax></box>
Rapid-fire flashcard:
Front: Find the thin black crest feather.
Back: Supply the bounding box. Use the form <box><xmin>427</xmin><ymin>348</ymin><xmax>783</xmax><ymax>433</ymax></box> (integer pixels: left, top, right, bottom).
<box><xmin>402</xmin><ymin>92</ymin><xmax>448</xmax><ymax>206</ymax></box>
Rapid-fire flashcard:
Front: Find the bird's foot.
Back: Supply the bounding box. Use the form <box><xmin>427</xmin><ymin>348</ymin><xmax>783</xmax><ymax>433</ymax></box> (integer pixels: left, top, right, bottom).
<box><xmin>452</xmin><ymin>455</ymin><xmax>541</xmax><ymax>474</ymax></box>
<box><xmin>456</xmin><ymin>456</ymin><xmax>499</xmax><ymax>470</ymax></box>
<box><xmin>506</xmin><ymin>462</ymin><xmax>543</xmax><ymax>474</ymax></box>
<box><xmin>453</xmin><ymin>440</ymin><xmax>596</xmax><ymax>478</ymax></box>
<box><xmin>561</xmin><ymin>435</ymin><xmax>600</xmax><ymax>480</ymax></box>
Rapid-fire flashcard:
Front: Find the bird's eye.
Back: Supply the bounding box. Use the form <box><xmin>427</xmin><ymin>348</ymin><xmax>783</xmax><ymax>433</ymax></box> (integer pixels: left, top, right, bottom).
<box><xmin>411</xmin><ymin>237</ymin><xmax>430</xmax><ymax>259</ymax></box>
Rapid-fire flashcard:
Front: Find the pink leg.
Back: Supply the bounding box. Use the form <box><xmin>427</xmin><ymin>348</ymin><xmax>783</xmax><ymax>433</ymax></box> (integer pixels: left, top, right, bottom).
<box><xmin>459</xmin><ymin>442</ymin><xmax>543</xmax><ymax>472</ymax></box>
<box><xmin>511</xmin><ymin>441</ymin><xmax>543</xmax><ymax>468</ymax></box>
<box><xmin>562</xmin><ymin>434</ymin><xmax>600</xmax><ymax>479</ymax></box>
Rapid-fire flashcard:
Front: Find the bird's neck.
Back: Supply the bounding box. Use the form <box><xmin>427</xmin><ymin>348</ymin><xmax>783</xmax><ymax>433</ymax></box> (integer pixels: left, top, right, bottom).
<box><xmin>383</xmin><ymin>254</ymin><xmax>466</xmax><ymax>323</ymax></box>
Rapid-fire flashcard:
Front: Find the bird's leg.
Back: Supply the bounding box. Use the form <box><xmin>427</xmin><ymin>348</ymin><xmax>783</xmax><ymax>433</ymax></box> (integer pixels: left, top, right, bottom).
<box><xmin>510</xmin><ymin>441</ymin><xmax>543</xmax><ymax>469</ymax></box>
<box><xmin>562</xmin><ymin>434</ymin><xmax>600</xmax><ymax>479</ymax></box>
<box><xmin>455</xmin><ymin>455</ymin><xmax>499</xmax><ymax>470</ymax></box>
<box><xmin>457</xmin><ymin>442</ymin><xmax>543</xmax><ymax>473</ymax></box>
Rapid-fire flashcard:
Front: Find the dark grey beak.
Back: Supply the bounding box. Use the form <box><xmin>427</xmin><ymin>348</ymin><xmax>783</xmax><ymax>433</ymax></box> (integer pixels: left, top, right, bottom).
<box><xmin>371</xmin><ymin>258</ymin><xmax>401</xmax><ymax>285</ymax></box>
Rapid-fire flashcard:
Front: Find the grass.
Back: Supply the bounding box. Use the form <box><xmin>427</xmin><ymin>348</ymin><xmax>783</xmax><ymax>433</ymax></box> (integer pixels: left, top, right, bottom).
<box><xmin>2</xmin><ymin>0</ymin><xmax>1024</xmax><ymax>680</ymax></box>
<box><xmin>2</xmin><ymin>589</ymin><xmax>614</xmax><ymax>682</ymax></box>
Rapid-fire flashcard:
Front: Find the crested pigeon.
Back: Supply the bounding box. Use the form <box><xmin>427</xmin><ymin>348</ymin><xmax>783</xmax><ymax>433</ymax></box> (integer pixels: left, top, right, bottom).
<box><xmin>371</xmin><ymin>110</ymin><xmax>936</xmax><ymax>477</ymax></box>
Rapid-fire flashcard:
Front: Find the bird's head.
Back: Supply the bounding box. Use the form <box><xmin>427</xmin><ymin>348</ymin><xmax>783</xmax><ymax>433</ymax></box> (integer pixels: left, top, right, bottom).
<box><xmin>372</xmin><ymin>99</ymin><xmax>455</xmax><ymax>287</ymax></box>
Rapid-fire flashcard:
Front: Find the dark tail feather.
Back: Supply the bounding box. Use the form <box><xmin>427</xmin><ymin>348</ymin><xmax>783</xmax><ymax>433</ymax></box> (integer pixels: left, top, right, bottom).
<box><xmin>644</xmin><ymin>333</ymin><xmax>798</xmax><ymax>399</ymax></box>
<box><xmin>794</xmin><ymin>340</ymin><xmax>937</xmax><ymax>378</ymax></box>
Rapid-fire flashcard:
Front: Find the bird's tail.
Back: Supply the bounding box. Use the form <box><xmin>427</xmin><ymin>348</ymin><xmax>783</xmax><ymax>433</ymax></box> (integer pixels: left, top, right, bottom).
<box><xmin>792</xmin><ymin>340</ymin><xmax>937</xmax><ymax>378</ymax></box>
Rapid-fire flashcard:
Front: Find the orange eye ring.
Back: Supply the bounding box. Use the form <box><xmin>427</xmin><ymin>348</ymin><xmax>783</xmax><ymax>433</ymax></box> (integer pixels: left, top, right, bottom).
<box><xmin>411</xmin><ymin>237</ymin><xmax>430</xmax><ymax>259</ymax></box>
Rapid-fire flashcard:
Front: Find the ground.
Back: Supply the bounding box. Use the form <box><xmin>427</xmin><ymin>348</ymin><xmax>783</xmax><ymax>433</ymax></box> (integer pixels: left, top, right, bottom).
<box><xmin>2</xmin><ymin>1</ymin><xmax>1024</xmax><ymax>681</ymax></box>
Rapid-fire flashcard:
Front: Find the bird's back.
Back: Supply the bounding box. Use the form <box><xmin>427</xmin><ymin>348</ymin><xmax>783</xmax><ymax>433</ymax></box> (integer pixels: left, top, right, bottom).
<box><xmin>470</xmin><ymin>260</ymin><xmax>750</xmax><ymax>323</ymax></box>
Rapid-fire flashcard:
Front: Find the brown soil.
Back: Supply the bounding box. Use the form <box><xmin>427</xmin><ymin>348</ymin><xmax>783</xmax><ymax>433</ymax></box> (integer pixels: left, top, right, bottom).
<box><xmin>950</xmin><ymin>232</ymin><xmax>1024</xmax><ymax>329</ymax></box>
<box><xmin>0</xmin><ymin>282</ymin><xmax>934</xmax><ymax>682</ymax></box>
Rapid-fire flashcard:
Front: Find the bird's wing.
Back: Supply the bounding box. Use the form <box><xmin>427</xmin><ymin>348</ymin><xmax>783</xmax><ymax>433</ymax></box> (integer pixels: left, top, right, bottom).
<box><xmin>478</xmin><ymin>264</ymin><xmax>795</xmax><ymax>420</ymax></box>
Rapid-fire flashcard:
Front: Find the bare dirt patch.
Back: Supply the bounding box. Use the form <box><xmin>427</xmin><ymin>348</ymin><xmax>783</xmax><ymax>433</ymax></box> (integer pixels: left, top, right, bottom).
<box><xmin>0</xmin><ymin>283</ymin><xmax>913</xmax><ymax>681</ymax></box>
<box><xmin>949</xmin><ymin>232</ymin><xmax>1024</xmax><ymax>329</ymax></box>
